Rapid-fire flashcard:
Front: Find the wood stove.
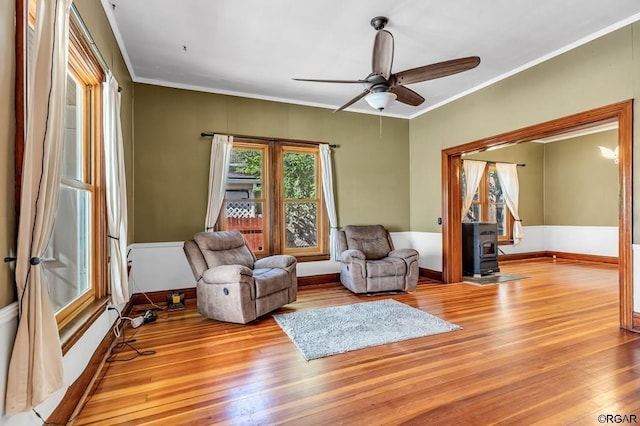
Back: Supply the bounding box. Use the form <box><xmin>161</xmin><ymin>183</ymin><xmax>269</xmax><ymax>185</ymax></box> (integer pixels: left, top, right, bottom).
<box><xmin>462</xmin><ymin>222</ymin><xmax>500</xmax><ymax>277</ymax></box>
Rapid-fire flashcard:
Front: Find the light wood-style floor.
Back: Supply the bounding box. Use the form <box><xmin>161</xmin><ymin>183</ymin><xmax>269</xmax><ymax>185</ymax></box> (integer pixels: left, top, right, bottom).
<box><xmin>73</xmin><ymin>259</ymin><xmax>640</xmax><ymax>425</ymax></box>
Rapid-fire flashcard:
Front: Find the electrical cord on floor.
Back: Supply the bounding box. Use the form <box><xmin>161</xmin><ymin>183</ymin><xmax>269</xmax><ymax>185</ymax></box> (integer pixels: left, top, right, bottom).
<box><xmin>107</xmin><ymin>306</ymin><xmax>156</xmax><ymax>362</ymax></box>
<box><xmin>29</xmin><ymin>303</ymin><xmax>159</xmax><ymax>423</ymax></box>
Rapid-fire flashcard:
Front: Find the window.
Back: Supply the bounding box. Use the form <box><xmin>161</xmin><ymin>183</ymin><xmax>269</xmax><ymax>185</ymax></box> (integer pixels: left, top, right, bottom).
<box><xmin>463</xmin><ymin>164</ymin><xmax>513</xmax><ymax>242</ymax></box>
<box><xmin>220</xmin><ymin>140</ymin><xmax>326</xmax><ymax>257</ymax></box>
<box><xmin>24</xmin><ymin>3</ymin><xmax>107</xmax><ymax>329</ymax></box>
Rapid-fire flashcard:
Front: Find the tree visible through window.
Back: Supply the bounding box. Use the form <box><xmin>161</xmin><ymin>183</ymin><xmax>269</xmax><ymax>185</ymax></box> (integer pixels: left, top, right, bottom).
<box><xmin>220</xmin><ymin>140</ymin><xmax>326</xmax><ymax>257</ymax></box>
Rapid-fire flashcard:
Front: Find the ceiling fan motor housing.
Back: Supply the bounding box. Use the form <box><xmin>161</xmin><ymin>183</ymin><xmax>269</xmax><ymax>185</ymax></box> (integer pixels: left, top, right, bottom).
<box><xmin>370</xmin><ymin>16</ymin><xmax>389</xmax><ymax>31</ymax></box>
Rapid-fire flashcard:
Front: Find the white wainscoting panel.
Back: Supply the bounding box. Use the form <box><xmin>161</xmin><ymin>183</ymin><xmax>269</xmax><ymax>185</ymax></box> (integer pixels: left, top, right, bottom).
<box><xmin>498</xmin><ymin>226</ymin><xmax>546</xmax><ymax>255</ymax></box>
<box><xmin>296</xmin><ymin>260</ymin><xmax>341</xmax><ymax>276</ymax></box>
<box><xmin>1</xmin><ymin>307</ymin><xmax>119</xmax><ymax>426</ymax></box>
<box><xmin>543</xmin><ymin>226</ymin><xmax>618</xmax><ymax>257</ymax></box>
<box><xmin>0</xmin><ymin>302</ymin><xmax>18</xmax><ymax>423</ymax></box>
<box><xmin>129</xmin><ymin>242</ymin><xmax>195</xmax><ymax>294</ymax></box>
<box><xmin>404</xmin><ymin>232</ymin><xmax>442</xmax><ymax>271</ymax></box>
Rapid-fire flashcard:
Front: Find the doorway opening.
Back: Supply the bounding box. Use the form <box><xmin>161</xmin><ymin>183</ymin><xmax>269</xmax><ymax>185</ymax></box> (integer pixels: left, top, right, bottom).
<box><xmin>441</xmin><ymin>100</ymin><xmax>634</xmax><ymax>330</ymax></box>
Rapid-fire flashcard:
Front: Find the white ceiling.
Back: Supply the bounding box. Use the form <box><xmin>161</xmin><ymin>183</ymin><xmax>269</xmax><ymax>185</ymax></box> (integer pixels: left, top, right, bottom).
<box><xmin>101</xmin><ymin>0</ymin><xmax>640</xmax><ymax>119</ymax></box>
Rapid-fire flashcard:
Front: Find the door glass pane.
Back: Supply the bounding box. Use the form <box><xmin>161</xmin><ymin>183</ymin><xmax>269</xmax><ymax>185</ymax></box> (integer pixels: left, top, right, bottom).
<box><xmin>285</xmin><ymin>202</ymin><xmax>318</xmax><ymax>249</ymax></box>
<box><xmin>62</xmin><ymin>73</ymin><xmax>84</xmax><ymax>181</ymax></box>
<box><xmin>224</xmin><ymin>200</ymin><xmax>265</xmax><ymax>253</ymax></box>
<box><xmin>224</xmin><ymin>147</ymin><xmax>266</xmax><ymax>253</ymax></box>
<box><xmin>45</xmin><ymin>186</ymin><xmax>91</xmax><ymax>312</ymax></box>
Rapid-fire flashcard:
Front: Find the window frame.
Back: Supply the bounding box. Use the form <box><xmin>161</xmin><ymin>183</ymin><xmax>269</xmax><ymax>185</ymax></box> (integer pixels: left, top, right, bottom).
<box><xmin>219</xmin><ymin>139</ymin><xmax>328</xmax><ymax>259</ymax></box>
<box><xmin>467</xmin><ymin>164</ymin><xmax>514</xmax><ymax>243</ymax></box>
<box><xmin>18</xmin><ymin>1</ymin><xmax>109</xmax><ymax>333</ymax></box>
<box><xmin>275</xmin><ymin>143</ymin><xmax>325</xmax><ymax>256</ymax></box>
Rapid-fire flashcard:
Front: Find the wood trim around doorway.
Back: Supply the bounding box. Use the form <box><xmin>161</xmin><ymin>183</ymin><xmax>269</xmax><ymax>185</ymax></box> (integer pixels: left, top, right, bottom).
<box><xmin>442</xmin><ymin>100</ymin><xmax>634</xmax><ymax>331</ymax></box>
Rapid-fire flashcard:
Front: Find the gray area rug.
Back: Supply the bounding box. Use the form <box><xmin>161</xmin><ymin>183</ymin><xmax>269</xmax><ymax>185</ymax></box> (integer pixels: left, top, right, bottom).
<box><xmin>273</xmin><ymin>299</ymin><xmax>462</xmax><ymax>360</ymax></box>
<box><xmin>464</xmin><ymin>273</ymin><xmax>527</xmax><ymax>285</ymax></box>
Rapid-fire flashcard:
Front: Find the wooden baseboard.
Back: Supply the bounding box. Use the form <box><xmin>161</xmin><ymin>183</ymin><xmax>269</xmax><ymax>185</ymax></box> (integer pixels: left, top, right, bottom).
<box><xmin>499</xmin><ymin>251</ymin><xmax>548</xmax><ymax>262</ymax></box>
<box><xmin>419</xmin><ymin>268</ymin><xmax>443</xmax><ymax>282</ymax></box>
<box><xmin>298</xmin><ymin>273</ymin><xmax>340</xmax><ymax>287</ymax></box>
<box><xmin>130</xmin><ymin>288</ymin><xmax>197</xmax><ymax>306</ymax></box>
<box><xmin>499</xmin><ymin>251</ymin><xmax>618</xmax><ymax>265</ymax></box>
<box><xmin>633</xmin><ymin>312</ymin><xmax>640</xmax><ymax>332</ymax></box>
<box><xmin>546</xmin><ymin>251</ymin><xmax>618</xmax><ymax>265</ymax></box>
<box><xmin>47</xmin><ymin>318</ymin><xmax>117</xmax><ymax>424</ymax></box>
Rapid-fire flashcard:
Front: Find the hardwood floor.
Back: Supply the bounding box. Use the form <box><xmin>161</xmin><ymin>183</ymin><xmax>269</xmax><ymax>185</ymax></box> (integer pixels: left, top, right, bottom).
<box><xmin>72</xmin><ymin>259</ymin><xmax>640</xmax><ymax>425</ymax></box>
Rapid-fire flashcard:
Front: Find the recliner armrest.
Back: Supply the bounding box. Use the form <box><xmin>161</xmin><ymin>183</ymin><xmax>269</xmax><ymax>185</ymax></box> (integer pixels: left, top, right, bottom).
<box><xmin>254</xmin><ymin>255</ymin><xmax>297</xmax><ymax>272</ymax></box>
<box><xmin>341</xmin><ymin>249</ymin><xmax>366</xmax><ymax>263</ymax></box>
<box><xmin>202</xmin><ymin>264</ymin><xmax>253</xmax><ymax>284</ymax></box>
<box><xmin>388</xmin><ymin>248</ymin><xmax>419</xmax><ymax>262</ymax></box>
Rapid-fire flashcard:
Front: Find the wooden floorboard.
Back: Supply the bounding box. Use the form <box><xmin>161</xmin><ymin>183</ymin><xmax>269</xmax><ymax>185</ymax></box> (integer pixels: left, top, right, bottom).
<box><xmin>71</xmin><ymin>259</ymin><xmax>640</xmax><ymax>425</ymax></box>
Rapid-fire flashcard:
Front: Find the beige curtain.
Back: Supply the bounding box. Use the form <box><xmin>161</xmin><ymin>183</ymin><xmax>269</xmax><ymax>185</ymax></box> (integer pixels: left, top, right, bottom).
<box><xmin>104</xmin><ymin>72</ymin><xmax>129</xmax><ymax>304</ymax></box>
<box><xmin>204</xmin><ymin>134</ymin><xmax>233</xmax><ymax>231</ymax></box>
<box><xmin>461</xmin><ymin>160</ymin><xmax>486</xmax><ymax>220</ymax></box>
<box><xmin>6</xmin><ymin>0</ymin><xmax>72</xmax><ymax>414</ymax></box>
<box><xmin>319</xmin><ymin>144</ymin><xmax>339</xmax><ymax>260</ymax></box>
<box><xmin>496</xmin><ymin>163</ymin><xmax>524</xmax><ymax>244</ymax></box>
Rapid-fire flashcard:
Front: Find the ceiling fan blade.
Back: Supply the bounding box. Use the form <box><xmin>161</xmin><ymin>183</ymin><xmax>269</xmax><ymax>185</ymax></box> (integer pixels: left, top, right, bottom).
<box><xmin>293</xmin><ymin>78</ymin><xmax>366</xmax><ymax>84</ymax></box>
<box><xmin>390</xmin><ymin>85</ymin><xmax>425</xmax><ymax>107</ymax></box>
<box><xmin>394</xmin><ymin>56</ymin><xmax>481</xmax><ymax>85</ymax></box>
<box><xmin>372</xmin><ymin>30</ymin><xmax>394</xmax><ymax>79</ymax></box>
<box><xmin>334</xmin><ymin>90</ymin><xmax>369</xmax><ymax>112</ymax></box>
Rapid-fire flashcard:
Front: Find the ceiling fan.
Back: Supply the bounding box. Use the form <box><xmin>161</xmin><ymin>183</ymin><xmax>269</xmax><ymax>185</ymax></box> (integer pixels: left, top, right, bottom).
<box><xmin>294</xmin><ymin>16</ymin><xmax>481</xmax><ymax>112</ymax></box>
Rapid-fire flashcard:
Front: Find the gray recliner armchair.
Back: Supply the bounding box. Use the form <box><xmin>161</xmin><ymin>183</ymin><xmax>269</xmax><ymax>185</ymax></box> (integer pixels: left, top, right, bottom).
<box><xmin>338</xmin><ymin>225</ymin><xmax>419</xmax><ymax>294</ymax></box>
<box><xmin>183</xmin><ymin>230</ymin><xmax>297</xmax><ymax>324</ymax></box>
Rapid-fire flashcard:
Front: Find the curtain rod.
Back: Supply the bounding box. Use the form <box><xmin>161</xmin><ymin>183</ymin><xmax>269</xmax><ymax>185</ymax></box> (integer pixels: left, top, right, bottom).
<box><xmin>200</xmin><ymin>132</ymin><xmax>338</xmax><ymax>148</ymax></box>
<box><xmin>465</xmin><ymin>159</ymin><xmax>526</xmax><ymax>167</ymax></box>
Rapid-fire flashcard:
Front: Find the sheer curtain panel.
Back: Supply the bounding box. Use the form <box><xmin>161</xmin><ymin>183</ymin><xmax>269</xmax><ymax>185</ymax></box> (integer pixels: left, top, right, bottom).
<box><xmin>319</xmin><ymin>144</ymin><xmax>339</xmax><ymax>260</ymax></box>
<box><xmin>104</xmin><ymin>72</ymin><xmax>129</xmax><ymax>304</ymax></box>
<box><xmin>205</xmin><ymin>135</ymin><xmax>233</xmax><ymax>231</ymax></box>
<box><xmin>6</xmin><ymin>0</ymin><xmax>73</xmax><ymax>414</ymax></box>
<box><xmin>496</xmin><ymin>163</ymin><xmax>524</xmax><ymax>244</ymax></box>
<box><xmin>461</xmin><ymin>160</ymin><xmax>487</xmax><ymax>219</ymax></box>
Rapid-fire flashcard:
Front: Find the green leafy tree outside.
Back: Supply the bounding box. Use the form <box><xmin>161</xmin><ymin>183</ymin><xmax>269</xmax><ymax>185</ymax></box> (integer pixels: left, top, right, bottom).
<box><xmin>232</xmin><ymin>149</ymin><xmax>318</xmax><ymax>249</ymax></box>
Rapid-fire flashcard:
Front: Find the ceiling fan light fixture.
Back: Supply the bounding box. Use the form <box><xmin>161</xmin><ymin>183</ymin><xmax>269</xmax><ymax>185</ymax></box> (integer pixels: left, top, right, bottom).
<box><xmin>365</xmin><ymin>91</ymin><xmax>396</xmax><ymax>111</ymax></box>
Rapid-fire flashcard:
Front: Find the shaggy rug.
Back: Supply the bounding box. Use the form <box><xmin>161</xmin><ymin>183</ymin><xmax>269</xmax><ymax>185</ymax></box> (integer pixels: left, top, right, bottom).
<box><xmin>463</xmin><ymin>273</ymin><xmax>528</xmax><ymax>286</ymax></box>
<box><xmin>273</xmin><ymin>299</ymin><xmax>462</xmax><ymax>360</ymax></box>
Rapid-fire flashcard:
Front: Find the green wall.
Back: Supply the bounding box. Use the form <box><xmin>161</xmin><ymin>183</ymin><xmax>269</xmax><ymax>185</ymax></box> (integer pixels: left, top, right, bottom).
<box><xmin>409</xmin><ymin>24</ymin><xmax>638</xmax><ymax>235</ymax></box>
<box><xmin>464</xmin><ymin>130</ymin><xmax>618</xmax><ymax>228</ymax></box>
<box><xmin>132</xmin><ymin>84</ymin><xmax>411</xmax><ymax>242</ymax></box>
<box><xmin>544</xmin><ymin>130</ymin><xmax>618</xmax><ymax>225</ymax></box>
<box><xmin>463</xmin><ymin>142</ymin><xmax>545</xmax><ymax>227</ymax></box>
<box><xmin>0</xmin><ymin>0</ymin><xmax>16</xmax><ymax>308</ymax></box>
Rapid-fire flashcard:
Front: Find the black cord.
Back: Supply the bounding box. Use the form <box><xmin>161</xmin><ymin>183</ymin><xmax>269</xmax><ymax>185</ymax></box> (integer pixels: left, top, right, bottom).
<box><xmin>30</xmin><ymin>306</ymin><xmax>157</xmax><ymax>425</ymax></box>
<box><xmin>106</xmin><ymin>307</ymin><xmax>156</xmax><ymax>362</ymax></box>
